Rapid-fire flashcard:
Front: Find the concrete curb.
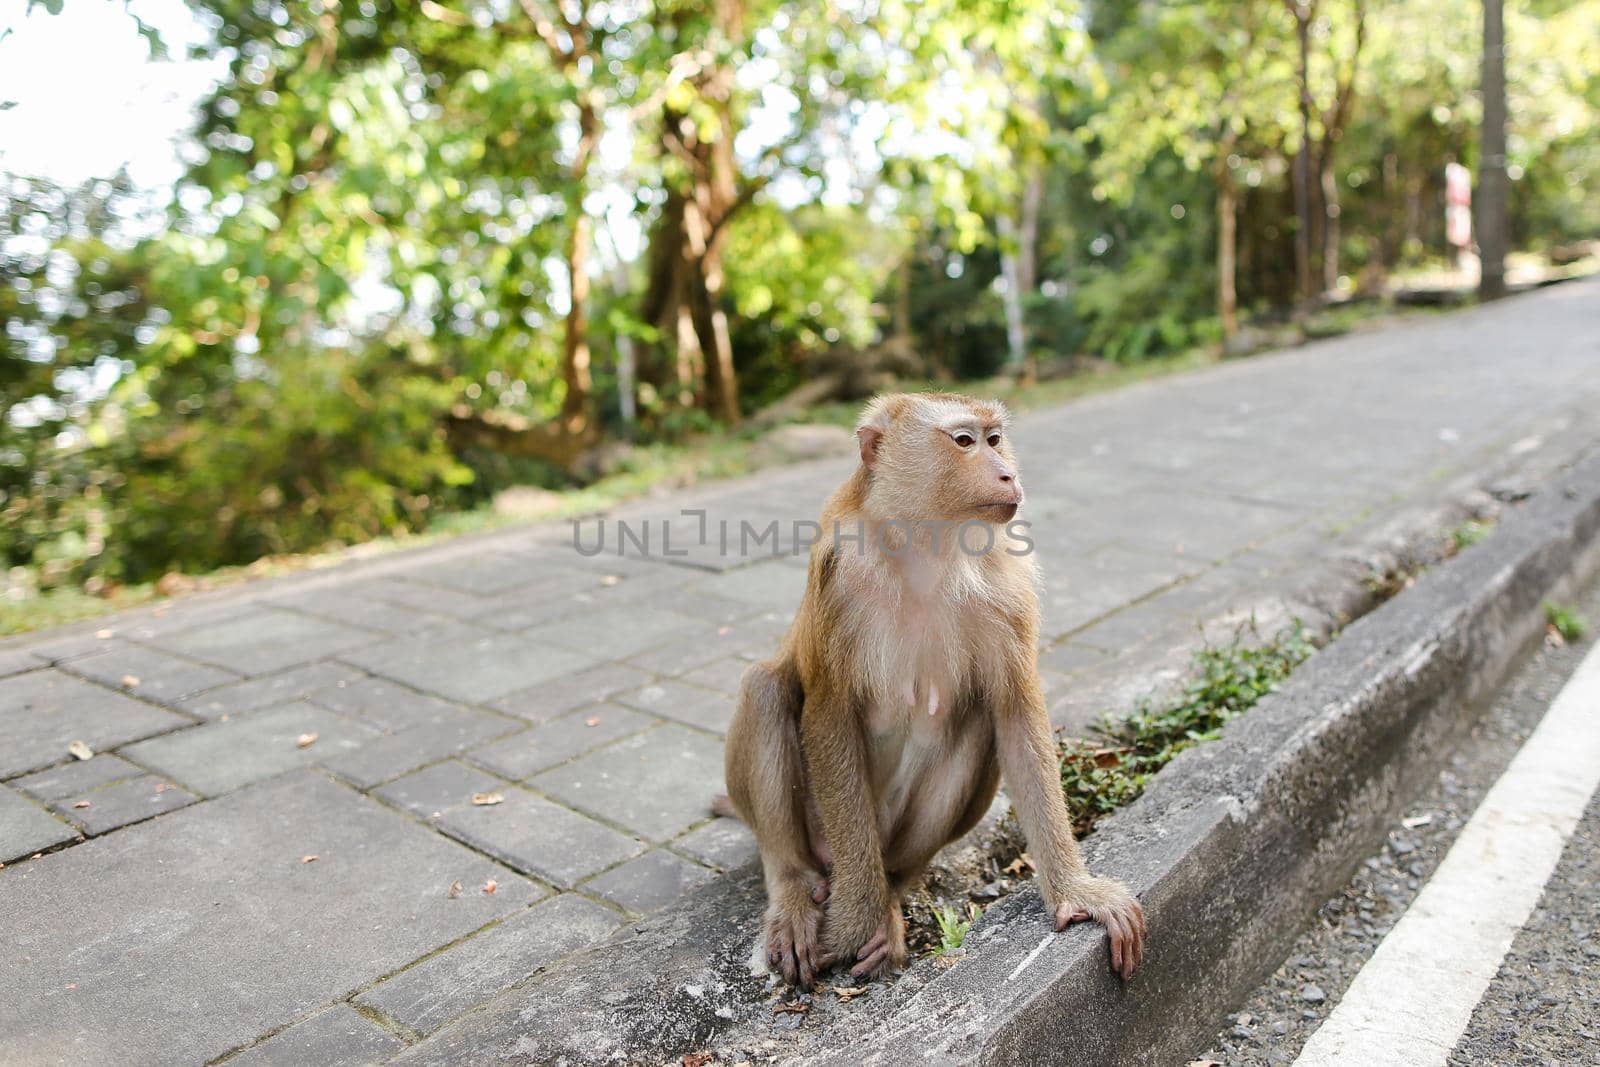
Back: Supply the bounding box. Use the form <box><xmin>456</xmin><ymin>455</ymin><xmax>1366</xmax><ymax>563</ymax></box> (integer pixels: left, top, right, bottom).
<box><xmin>394</xmin><ymin>453</ymin><xmax>1600</xmax><ymax>1066</ymax></box>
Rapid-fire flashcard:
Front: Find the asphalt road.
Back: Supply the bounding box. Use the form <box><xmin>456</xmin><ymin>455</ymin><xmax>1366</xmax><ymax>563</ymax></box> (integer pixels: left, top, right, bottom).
<box><xmin>1197</xmin><ymin>575</ymin><xmax>1600</xmax><ymax>1066</ymax></box>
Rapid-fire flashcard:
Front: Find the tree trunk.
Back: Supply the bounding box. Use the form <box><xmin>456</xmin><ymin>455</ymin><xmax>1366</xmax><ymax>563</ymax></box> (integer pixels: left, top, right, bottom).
<box><xmin>996</xmin><ymin>170</ymin><xmax>1043</xmax><ymax>372</ymax></box>
<box><xmin>560</xmin><ymin>206</ymin><xmax>594</xmax><ymax>431</ymax></box>
<box><xmin>1288</xmin><ymin>0</ymin><xmax>1316</xmax><ymax>312</ymax></box>
<box><xmin>1478</xmin><ymin>0</ymin><xmax>1509</xmax><ymax>300</ymax></box>
<box><xmin>598</xmin><ymin>226</ymin><xmax>637</xmax><ymax>436</ymax></box>
<box><xmin>1321</xmin><ymin>157</ymin><xmax>1342</xmax><ymax>292</ymax></box>
<box><xmin>1216</xmin><ymin>154</ymin><xmax>1240</xmax><ymax>343</ymax></box>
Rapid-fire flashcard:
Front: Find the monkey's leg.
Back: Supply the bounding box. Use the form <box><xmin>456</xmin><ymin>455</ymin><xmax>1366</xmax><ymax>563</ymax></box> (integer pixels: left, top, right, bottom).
<box><xmin>725</xmin><ymin>661</ymin><xmax>829</xmax><ymax>987</ymax></box>
<box><xmin>798</xmin><ymin>685</ymin><xmax>904</xmax><ymax>980</ymax></box>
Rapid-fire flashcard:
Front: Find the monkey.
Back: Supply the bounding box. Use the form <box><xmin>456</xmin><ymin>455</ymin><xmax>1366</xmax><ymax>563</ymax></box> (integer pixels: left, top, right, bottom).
<box><xmin>718</xmin><ymin>392</ymin><xmax>1146</xmax><ymax>989</ymax></box>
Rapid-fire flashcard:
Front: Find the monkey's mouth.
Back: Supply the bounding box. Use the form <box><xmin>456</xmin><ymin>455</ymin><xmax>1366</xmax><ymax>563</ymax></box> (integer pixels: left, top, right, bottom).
<box><xmin>975</xmin><ymin>501</ymin><xmax>1020</xmax><ymax>522</ymax></box>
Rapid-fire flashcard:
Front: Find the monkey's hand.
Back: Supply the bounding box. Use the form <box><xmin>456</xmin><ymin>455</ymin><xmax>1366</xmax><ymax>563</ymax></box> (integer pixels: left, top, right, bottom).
<box><xmin>765</xmin><ymin>884</ymin><xmax>827</xmax><ymax>989</ymax></box>
<box><xmin>828</xmin><ymin>899</ymin><xmax>907</xmax><ymax>980</ymax></box>
<box><xmin>1053</xmin><ymin>876</ymin><xmax>1146</xmax><ymax>981</ymax></box>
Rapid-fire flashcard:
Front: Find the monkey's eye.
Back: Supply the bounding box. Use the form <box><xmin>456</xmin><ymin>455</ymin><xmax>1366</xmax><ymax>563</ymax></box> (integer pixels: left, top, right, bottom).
<box><xmin>986</xmin><ymin>432</ymin><xmax>1002</xmax><ymax>448</ymax></box>
<box><xmin>951</xmin><ymin>431</ymin><xmax>976</xmax><ymax>448</ymax></box>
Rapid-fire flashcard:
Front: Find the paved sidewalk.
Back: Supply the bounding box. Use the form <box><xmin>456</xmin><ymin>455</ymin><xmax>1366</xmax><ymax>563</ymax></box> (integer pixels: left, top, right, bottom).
<box><xmin>1</xmin><ymin>280</ymin><xmax>1597</xmax><ymax>1065</ymax></box>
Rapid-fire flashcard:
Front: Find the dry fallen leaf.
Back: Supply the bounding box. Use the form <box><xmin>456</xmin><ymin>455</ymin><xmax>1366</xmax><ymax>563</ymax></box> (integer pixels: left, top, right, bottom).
<box><xmin>95</xmin><ymin>629</ymin><xmax>114</xmax><ymax>640</ymax></box>
<box><xmin>1401</xmin><ymin>813</ymin><xmax>1434</xmax><ymax>829</ymax></box>
<box><xmin>300</xmin><ymin>854</ymin><xmax>319</xmax><ymax>864</ymax></box>
<box><xmin>482</xmin><ymin>879</ymin><xmax>498</xmax><ymax>895</ymax></box>
<box><xmin>717</xmin><ymin>626</ymin><xmax>733</xmax><ymax>637</ymax></box>
<box><xmin>67</xmin><ymin>740</ymin><xmax>94</xmax><ymax>761</ymax></box>
<box><xmin>1004</xmin><ymin>853</ymin><xmax>1034</xmax><ymax>876</ymax></box>
<box><xmin>682</xmin><ymin>1053</ymin><xmax>714</xmax><ymax>1067</ymax></box>
<box><xmin>295</xmin><ymin>732</ymin><xmax>319</xmax><ymax>748</ymax></box>
<box><xmin>447</xmin><ymin>880</ymin><xmax>463</xmax><ymax>899</ymax></box>
<box><xmin>826</xmin><ymin>985</ymin><xmax>869</xmax><ymax>1001</ymax></box>
<box><xmin>600</xmin><ymin>574</ymin><xmax>621</xmax><ymax>587</ymax></box>
<box><xmin>120</xmin><ymin>675</ymin><xmax>140</xmax><ymax>689</ymax></box>
<box><xmin>584</xmin><ymin>716</ymin><xmax>601</xmax><ymax>727</ymax></box>
<box><xmin>153</xmin><ymin>782</ymin><xmax>169</xmax><ymax>793</ymax></box>
<box><xmin>64</xmin><ymin>983</ymin><xmax>77</xmax><ymax>991</ymax></box>
<box><xmin>72</xmin><ymin>800</ymin><xmax>92</xmax><ymax>810</ymax></box>
<box><xmin>1186</xmin><ymin>1060</ymin><xmax>1224</xmax><ymax>1067</ymax></box>
<box><xmin>772</xmin><ymin>1001</ymin><xmax>809</xmax><ymax>1016</ymax></box>
<box><xmin>471</xmin><ymin>792</ymin><xmax>505</xmax><ymax>806</ymax></box>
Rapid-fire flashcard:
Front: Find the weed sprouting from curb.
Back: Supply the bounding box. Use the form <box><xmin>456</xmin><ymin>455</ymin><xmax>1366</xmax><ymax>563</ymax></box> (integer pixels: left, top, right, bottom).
<box><xmin>1544</xmin><ymin>601</ymin><xmax>1591</xmax><ymax>644</ymax></box>
<box><xmin>1447</xmin><ymin>519</ymin><xmax>1493</xmax><ymax>554</ymax></box>
<box><xmin>1058</xmin><ymin>620</ymin><xmax>1314</xmax><ymax>836</ymax></box>
<box><xmin>933</xmin><ymin>903</ymin><xmax>980</xmax><ymax>955</ymax></box>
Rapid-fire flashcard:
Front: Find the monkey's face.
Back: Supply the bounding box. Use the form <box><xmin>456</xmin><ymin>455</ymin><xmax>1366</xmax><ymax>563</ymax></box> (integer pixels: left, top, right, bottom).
<box><xmin>857</xmin><ymin>393</ymin><xmax>1023</xmax><ymax>526</ymax></box>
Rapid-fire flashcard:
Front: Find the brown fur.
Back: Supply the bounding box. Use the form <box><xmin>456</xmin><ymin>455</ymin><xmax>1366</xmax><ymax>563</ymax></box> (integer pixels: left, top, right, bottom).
<box><xmin>721</xmin><ymin>392</ymin><xmax>1146</xmax><ymax>986</ymax></box>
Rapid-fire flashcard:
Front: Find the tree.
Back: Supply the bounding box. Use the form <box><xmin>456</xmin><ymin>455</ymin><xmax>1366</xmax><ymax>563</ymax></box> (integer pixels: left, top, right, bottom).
<box><xmin>1477</xmin><ymin>0</ymin><xmax>1508</xmax><ymax>299</ymax></box>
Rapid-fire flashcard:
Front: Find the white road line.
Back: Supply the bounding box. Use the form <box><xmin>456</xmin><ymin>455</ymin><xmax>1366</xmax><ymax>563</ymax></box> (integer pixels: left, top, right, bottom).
<box><xmin>1295</xmin><ymin>637</ymin><xmax>1600</xmax><ymax>1067</ymax></box>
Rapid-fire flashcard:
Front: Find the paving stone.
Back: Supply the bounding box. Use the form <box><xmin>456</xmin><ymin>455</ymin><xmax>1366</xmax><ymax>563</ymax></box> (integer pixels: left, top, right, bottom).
<box><xmin>122</xmin><ymin>703</ymin><xmax>380</xmax><ymax>796</ymax></box>
<box><xmin>467</xmin><ymin>705</ymin><xmax>656</xmax><ymax>779</ymax></box>
<box><xmin>1038</xmin><ymin>640</ymin><xmax>1114</xmax><ymax>676</ymax></box>
<box><xmin>176</xmin><ymin>662</ymin><xmax>364</xmax><ymax>719</ymax></box>
<box><xmin>373</xmin><ymin>760</ymin><xmax>504</xmax><ymax>819</ymax></box>
<box><xmin>273</xmin><ymin>588</ymin><xmax>458</xmax><ymax>635</ymax></box>
<box><xmin>582</xmin><ymin>849</ymin><xmax>714</xmax><ymax>914</ymax></box>
<box><xmin>223</xmin><ymin>1004</ymin><xmax>405</xmax><ymax>1067</ymax></box>
<box><xmin>490</xmin><ymin>662</ymin><xmax>655</xmax><ymax>722</ymax></box>
<box><xmin>354</xmin><ymin>894</ymin><xmax>619</xmax><ymax>1034</ymax></box>
<box><xmin>0</xmin><ymin>670</ymin><xmax>189</xmax><ymax>779</ymax></box>
<box><xmin>20</xmin><ymin>630</ymin><xmax>121</xmax><ymax>663</ymax></box>
<box><xmin>0</xmin><ymin>646</ymin><xmax>45</xmax><ymax>678</ymax></box>
<box><xmin>533</xmin><ymin>725</ymin><xmax>725</xmax><ymax>842</ymax></box>
<box><xmin>303</xmin><ymin>675</ymin><xmax>462</xmax><ymax>732</ymax></box>
<box><xmin>321</xmin><ymin>707</ymin><xmax>520</xmax><ymax>791</ymax></box>
<box><xmin>615</xmin><ymin>679</ymin><xmax>735</xmax><ymax>735</ymax></box>
<box><xmin>375</xmin><ymin>766</ymin><xmax>645</xmax><ymax>888</ymax></box>
<box><xmin>154</xmin><ymin>608</ymin><xmax>379</xmax><ymax>675</ymax></box>
<box><xmin>10</xmin><ymin>754</ymin><xmax>144</xmax><ymax>802</ymax></box>
<box><xmin>677</xmin><ymin>656</ymin><xmax>751</xmax><ymax>696</ymax></box>
<box><xmin>693</xmin><ymin>562</ymin><xmax>808</xmax><ymax>607</ymax></box>
<box><xmin>63</xmin><ymin>643</ymin><xmax>239</xmax><ymax>704</ymax></box>
<box><xmin>51</xmin><ymin>775</ymin><xmax>197</xmax><ymax>836</ymax></box>
<box><xmin>633</xmin><ymin>588</ymin><xmax>764</xmax><ymax>626</ymax></box>
<box><xmin>523</xmin><ymin>605</ymin><xmax>705</xmax><ymax>659</ymax></box>
<box><xmin>437</xmin><ymin>788</ymin><xmax>645</xmax><ymax>888</ymax></box>
<box><xmin>625</xmin><ymin>630</ymin><xmax>752</xmax><ymax>677</ymax></box>
<box><xmin>0</xmin><ymin>771</ymin><xmax>534</xmax><ymax>1067</ymax></box>
<box><xmin>403</xmin><ymin>552</ymin><xmax>558</xmax><ymax>596</ymax></box>
<box><xmin>341</xmin><ymin>629</ymin><xmax>600</xmax><ymax>705</ymax></box>
<box><xmin>359</xmin><ymin>577</ymin><xmax>503</xmax><ymax>621</ymax></box>
<box><xmin>0</xmin><ymin>785</ymin><xmax>78</xmax><ymax>863</ymax></box>
<box><xmin>673</xmin><ymin>816</ymin><xmax>758</xmax><ymax>871</ymax></box>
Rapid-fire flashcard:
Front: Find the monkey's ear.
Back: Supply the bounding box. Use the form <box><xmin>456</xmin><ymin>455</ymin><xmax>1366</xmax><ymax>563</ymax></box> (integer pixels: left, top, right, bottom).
<box><xmin>856</xmin><ymin>425</ymin><xmax>884</xmax><ymax>469</ymax></box>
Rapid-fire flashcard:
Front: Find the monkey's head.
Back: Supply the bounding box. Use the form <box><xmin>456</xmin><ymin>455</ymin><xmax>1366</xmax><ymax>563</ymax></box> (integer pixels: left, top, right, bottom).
<box><xmin>854</xmin><ymin>392</ymin><xmax>1022</xmax><ymax>525</ymax></box>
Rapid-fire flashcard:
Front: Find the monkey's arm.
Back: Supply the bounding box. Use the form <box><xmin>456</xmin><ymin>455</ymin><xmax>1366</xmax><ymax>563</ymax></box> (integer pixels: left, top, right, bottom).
<box><xmin>995</xmin><ymin>668</ymin><xmax>1147</xmax><ymax>980</ymax></box>
<box><xmin>798</xmin><ymin>683</ymin><xmax>904</xmax><ymax>977</ymax></box>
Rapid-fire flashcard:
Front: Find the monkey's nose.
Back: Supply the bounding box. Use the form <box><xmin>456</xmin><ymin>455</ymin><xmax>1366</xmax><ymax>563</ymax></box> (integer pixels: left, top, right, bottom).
<box><xmin>998</xmin><ymin>472</ymin><xmax>1013</xmax><ymax>483</ymax></box>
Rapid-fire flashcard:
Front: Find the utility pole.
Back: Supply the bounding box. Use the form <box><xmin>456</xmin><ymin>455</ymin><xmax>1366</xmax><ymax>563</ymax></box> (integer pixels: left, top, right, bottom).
<box><xmin>1478</xmin><ymin>0</ymin><xmax>1508</xmax><ymax>300</ymax></box>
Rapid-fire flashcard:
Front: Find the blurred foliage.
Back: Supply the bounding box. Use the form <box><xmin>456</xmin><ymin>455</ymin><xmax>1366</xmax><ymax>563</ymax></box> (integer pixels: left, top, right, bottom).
<box><xmin>2</xmin><ymin>0</ymin><xmax>1598</xmax><ymax>597</ymax></box>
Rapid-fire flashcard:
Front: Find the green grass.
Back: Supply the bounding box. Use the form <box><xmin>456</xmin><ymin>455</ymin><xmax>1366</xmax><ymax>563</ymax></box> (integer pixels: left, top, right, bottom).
<box><xmin>1448</xmin><ymin>519</ymin><xmax>1492</xmax><ymax>554</ymax></box>
<box><xmin>933</xmin><ymin>903</ymin><xmax>979</xmax><ymax>955</ymax></box>
<box><xmin>1545</xmin><ymin>602</ymin><xmax>1591</xmax><ymax>643</ymax></box>
<box><xmin>1058</xmin><ymin>621</ymin><xmax>1314</xmax><ymax>835</ymax></box>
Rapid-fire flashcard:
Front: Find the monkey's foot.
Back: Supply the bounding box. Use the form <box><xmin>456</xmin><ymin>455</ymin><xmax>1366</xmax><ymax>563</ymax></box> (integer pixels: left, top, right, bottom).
<box><xmin>846</xmin><ymin>908</ymin><xmax>908</xmax><ymax>980</ymax></box>
<box><xmin>1054</xmin><ymin>887</ymin><xmax>1147</xmax><ymax>981</ymax></box>
<box><xmin>765</xmin><ymin>899</ymin><xmax>826</xmax><ymax>989</ymax></box>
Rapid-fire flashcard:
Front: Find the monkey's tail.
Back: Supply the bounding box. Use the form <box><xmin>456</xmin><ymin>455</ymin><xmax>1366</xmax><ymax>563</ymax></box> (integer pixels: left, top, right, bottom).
<box><xmin>710</xmin><ymin>793</ymin><xmax>739</xmax><ymax>819</ymax></box>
